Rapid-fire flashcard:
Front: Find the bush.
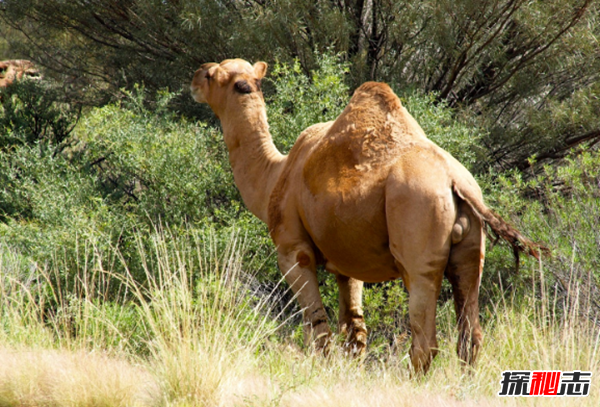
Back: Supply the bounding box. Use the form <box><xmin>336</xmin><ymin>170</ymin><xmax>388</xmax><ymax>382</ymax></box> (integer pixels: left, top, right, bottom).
<box><xmin>266</xmin><ymin>54</ymin><xmax>351</xmax><ymax>153</ymax></box>
<box><xmin>74</xmin><ymin>87</ymin><xmax>240</xmax><ymax>226</ymax></box>
<box><xmin>480</xmin><ymin>150</ymin><xmax>600</xmax><ymax>318</ymax></box>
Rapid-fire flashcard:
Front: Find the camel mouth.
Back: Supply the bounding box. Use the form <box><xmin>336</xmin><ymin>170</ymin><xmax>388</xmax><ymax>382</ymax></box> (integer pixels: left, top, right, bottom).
<box><xmin>190</xmin><ymin>85</ymin><xmax>206</xmax><ymax>103</ymax></box>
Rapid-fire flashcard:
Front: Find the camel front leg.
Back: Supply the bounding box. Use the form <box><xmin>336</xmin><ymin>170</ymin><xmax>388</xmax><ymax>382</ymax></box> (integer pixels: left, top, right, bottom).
<box><xmin>278</xmin><ymin>245</ymin><xmax>332</xmax><ymax>351</ymax></box>
<box><xmin>336</xmin><ymin>274</ymin><xmax>367</xmax><ymax>356</ymax></box>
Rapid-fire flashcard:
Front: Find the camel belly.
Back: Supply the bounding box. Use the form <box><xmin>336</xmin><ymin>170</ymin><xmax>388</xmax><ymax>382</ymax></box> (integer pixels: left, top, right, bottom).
<box><xmin>299</xmin><ymin>187</ymin><xmax>401</xmax><ymax>283</ymax></box>
<box><xmin>312</xmin><ymin>225</ymin><xmax>400</xmax><ymax>283</ymax></box>
<box><xmin>325</xmin><ymin>256</ymin><xmax>401</xmax><ymax>283</ymax></box>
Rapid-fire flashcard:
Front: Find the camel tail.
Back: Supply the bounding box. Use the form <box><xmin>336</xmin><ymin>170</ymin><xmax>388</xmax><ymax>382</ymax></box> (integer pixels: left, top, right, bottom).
<box><xmin>452</xmin><ymin>181</ymin><xmax>549</xmax><ymax>262</ymax></box>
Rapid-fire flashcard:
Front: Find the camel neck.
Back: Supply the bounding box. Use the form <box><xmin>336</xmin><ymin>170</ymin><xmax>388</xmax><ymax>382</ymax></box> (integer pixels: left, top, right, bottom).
<box><xmin>220</xmin><ymin>97</ymin><xmax>285</xmax><ymax>223</ymax></box>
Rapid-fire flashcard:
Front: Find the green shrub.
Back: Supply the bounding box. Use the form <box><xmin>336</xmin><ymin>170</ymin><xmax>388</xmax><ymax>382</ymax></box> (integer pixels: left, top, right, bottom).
<box><xmin>480</xmin><ymin>150</ymin><xmax>600</xmax><ymax>316</ymax></box>
<box><xmin>74</xmin><ymin>87</ymin><xmax>240</xmax><ymax>226</ymax></box>
<box><xmin>266</xmin><ymin>53</ymin><xmax>351</xmax><ymax>153</ymax></box>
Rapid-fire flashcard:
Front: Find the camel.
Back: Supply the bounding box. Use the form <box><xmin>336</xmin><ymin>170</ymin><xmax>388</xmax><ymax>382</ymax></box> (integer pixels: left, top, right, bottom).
<box><xmin>0</xmin><ymin>60</ymin><xmax>40</xmax><ymax>88</ymax></box>
<box><xmin>190</xmin><ymin>59</ymin><xmax>546</xmax><ymax>374</ymax></box>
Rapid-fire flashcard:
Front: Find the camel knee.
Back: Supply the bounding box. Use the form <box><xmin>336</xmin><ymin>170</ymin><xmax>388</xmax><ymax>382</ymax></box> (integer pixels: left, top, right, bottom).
<box><xmin>295</xmin><ymin>250</ymin><xmax>314</xmax><ymax>268</ymax></box>
<box><xmin>278</xmin><ymin>243</ymin><xmax>315</xmax><ymax>269</ymax></box>
<box><xmin>277</xmin><ymin>245</ymin><xmax>317</xmax><ymax>291</ymax></box>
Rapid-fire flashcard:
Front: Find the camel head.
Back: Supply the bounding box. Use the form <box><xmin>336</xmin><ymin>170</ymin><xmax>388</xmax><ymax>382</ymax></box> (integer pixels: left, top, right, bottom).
<box><xmin>0</xmin><ymin>60</ymin><xmax>41</xmax><ymax>88</ymax></box>
<box><xmin>190</xmin><ymin>59</ymin><xmax>267</xmax><ymax>117</ymax></box>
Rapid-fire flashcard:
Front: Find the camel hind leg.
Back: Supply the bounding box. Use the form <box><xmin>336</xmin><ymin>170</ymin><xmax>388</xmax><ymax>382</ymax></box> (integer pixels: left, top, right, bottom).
<box><xmin>386</xmin><ymin>187</ymin><xmax>455</xmax><ymax>374</ymax></box>
<box><xmin>445</xmin><ymin>198</ymin><xmax>485</xmax><ymax>366</ymax></box>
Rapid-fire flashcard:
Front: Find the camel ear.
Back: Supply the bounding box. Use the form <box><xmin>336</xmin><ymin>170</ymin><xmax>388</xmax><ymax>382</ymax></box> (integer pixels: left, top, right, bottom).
<box><xmin>202</xmin><ymin>64</ymin><xmax>230</xmax><ymax>86</ymax></box>
<box><xmin>200</xmin><ymin>62</ymin><xmax>217</xmax><ymax>73</ymax></box>
<box><xmin>194</xmin><ymin>63</ymin><xmax>218</xmax><ymax>88</ymax></box>
<box><xmin>253</xmin><ymin>62</ymin><xmax>268</xmax><ymax>79</ymax></box>
<box><xmin>211</xmin><ymin>65</ymin><xmax>230</xmax><ymax>85</ymax></box>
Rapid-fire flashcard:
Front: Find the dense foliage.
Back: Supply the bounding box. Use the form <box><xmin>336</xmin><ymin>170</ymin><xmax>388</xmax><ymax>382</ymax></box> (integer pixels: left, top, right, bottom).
<box><xmin>2</xmin><ymin>0</ymin><xmax>599</xmax><ymax>171</ymax></box>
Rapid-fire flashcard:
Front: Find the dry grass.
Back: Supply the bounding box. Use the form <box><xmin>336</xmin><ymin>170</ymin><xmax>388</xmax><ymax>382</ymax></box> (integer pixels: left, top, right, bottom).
<box><xmin>0</xmin><ymin>233</ymin><xmax>598</xmax><ymax>407</ymax></box>
<box><xmin>0</xmin><ymin>347</ymin><xmax>159</xmax><ymax>407</ymax></box>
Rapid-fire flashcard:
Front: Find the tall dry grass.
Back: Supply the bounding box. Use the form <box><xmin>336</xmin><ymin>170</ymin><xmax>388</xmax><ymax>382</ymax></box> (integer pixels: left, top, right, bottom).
<box><xmin>0</xmin><ymin>230</ymin><xmax>598</xmax><ymax>406</ymax></box>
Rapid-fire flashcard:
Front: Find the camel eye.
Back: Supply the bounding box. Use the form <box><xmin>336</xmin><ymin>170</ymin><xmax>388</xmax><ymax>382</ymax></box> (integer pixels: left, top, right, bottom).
<box><xmin>234</xmin><ymin>80</ymin><xmax>253</xmax><ymax>94</ymax></box>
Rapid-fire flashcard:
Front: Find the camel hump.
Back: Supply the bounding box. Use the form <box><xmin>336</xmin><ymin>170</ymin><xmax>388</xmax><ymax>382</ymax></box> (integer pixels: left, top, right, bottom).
<box><xmin>338</xmin><ymin>81</ymin><xmax>426</xmax><ymax>142</ymax></box>
<box><xmin>350</xmin><ymin>82</ymin><xmax>403</xmax><ymax>112</ymax></box>
<box><xmin>321</xmin><ymin>80</ymin><xmax>423</xmax><ymax>147</ymax></box>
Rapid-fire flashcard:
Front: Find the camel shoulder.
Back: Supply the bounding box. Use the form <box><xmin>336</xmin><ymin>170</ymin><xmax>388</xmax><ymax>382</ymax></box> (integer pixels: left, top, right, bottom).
<box><xmin>267</xmin><ymin>121</ymin><xmax>333</xmax><ymax>231</ymax></box>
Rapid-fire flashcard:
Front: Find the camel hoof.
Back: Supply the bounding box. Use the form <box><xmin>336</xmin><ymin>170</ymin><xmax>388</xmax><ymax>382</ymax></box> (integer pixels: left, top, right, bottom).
<box><xmin>310</xmin><ymin>332</ymin><xmax>334</xmax><ymax>356</ymax></box>
<box><xmin>307</xmin><ymin>321</ymin><xmax>333</xmax><ymax>354</ymax></box>
<box><xmin>343</xmin><ymin>318</ymin><xmax>367</xmax><ymax>357</ymax></box>
<box><xmin>344</xmin><ymin>336</ymin><xmax>367</xmax><ymax>357</ymax></box>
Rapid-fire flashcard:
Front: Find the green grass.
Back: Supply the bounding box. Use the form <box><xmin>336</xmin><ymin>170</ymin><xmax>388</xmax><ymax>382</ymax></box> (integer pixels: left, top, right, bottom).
<box><xmin>0</xmin><ymin>228</ymin><xmax>597</xmax><ymax>407</ymax></box>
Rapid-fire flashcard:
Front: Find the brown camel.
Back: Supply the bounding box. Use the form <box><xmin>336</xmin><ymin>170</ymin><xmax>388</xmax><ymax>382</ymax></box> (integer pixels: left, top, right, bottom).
<box><xmin>0</xmin><ymin>60</ymin><xmax>40</xmax><ymax>88</ymax></box>
<box><xmin>190</xmin><ymin>59</ymin><xmax>546</xmax><ymax>374</ymax></box>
